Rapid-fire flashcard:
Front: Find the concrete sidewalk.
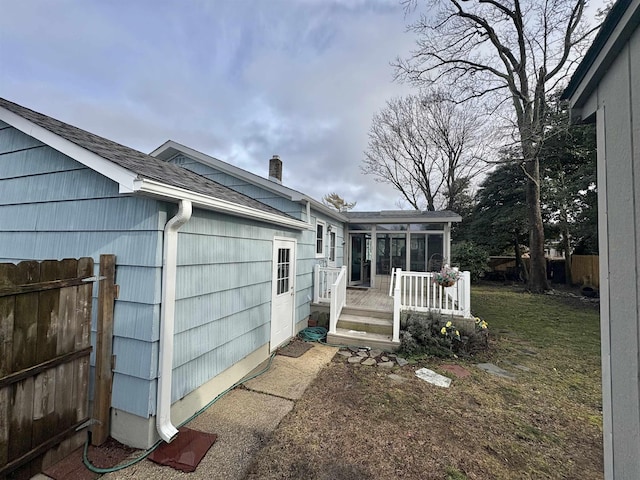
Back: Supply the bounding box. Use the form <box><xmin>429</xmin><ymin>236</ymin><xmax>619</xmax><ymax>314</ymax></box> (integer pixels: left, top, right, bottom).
<box><xmin>101</xmin><ymin>342</ymin><xmax>338</xmax><ymax>480</ymax></box>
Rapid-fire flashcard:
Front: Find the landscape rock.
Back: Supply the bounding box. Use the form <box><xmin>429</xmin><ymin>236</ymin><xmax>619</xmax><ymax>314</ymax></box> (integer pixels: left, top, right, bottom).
<box><xmin>361</xmin><ymin>358</ymin><xmax>377</xmax><ymax>366</ymax></box>
<box><xmin>396</xmin><ymin>357</ymin><xmax>408</xmax><ymax>367</ymax></box>
<box><xmin>475</xmin><ymin>363</ymin><xmax>516</xmax><ymax>380</ymax></box>
<box><xmin>337</xmin><ymin>350</ymin><xmax>352</xmax><ymax>358</ymax></box>
<box><xmin>348</xmin><ymin>356</ymin><xmax>363</xmax><ymax>364</ymax></box>
<box><xmin>381</xmin><ymin>356</ymin><xmax>389</xmax><ymax>362</ymax></box>
<box><xmin>415</xmin><ymin>368</ymin><xmax>451</xmax><ymax>388</ymax></box>
<box><xmin>378</xmin><ymin>361</ymin><xmax>395</xmax><ymax>368</ymax></box>
<box><xmin>357</xmin><ymin>350</ymin><xmax>369</xmax><ymax>357</ymax></box>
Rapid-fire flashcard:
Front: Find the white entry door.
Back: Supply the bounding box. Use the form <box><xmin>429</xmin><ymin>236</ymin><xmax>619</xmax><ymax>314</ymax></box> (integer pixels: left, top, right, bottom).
<box><xmin>270</xmin><ymin>238</ymin><xmax>296</xmax><ymax>351</ymax></box>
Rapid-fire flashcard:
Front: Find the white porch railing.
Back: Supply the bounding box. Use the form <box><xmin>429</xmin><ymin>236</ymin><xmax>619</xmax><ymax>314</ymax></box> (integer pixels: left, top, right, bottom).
<box><xmin>329</xmin><ymin>266</ymin><xmax>347</xmax><ymax>335</ymax></box>
<box><xmin>313</xmin><ymin>265</ymin><xmax>343</xmax><ymax>303</ymax></box>
<box><xmin>392</xmin><ymin>269</ymin><xmax>472</xmax><ymax>344</ymax></box>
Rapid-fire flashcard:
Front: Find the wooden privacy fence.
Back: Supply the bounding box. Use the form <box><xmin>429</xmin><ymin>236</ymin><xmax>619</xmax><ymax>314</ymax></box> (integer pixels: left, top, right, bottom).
<box><xmin>0</xmin><ymin>258</ymin><xmax>98</xmax><ymax>478</ymax></box>
<box><xmin>571</xmin><ymin>255</ymin><xmax>600</xmax><ymax>288</ymax></box>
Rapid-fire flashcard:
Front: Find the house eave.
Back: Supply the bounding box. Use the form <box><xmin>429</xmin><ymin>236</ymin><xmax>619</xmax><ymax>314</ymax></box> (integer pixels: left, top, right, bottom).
<box><xmin>563</xmin><ymin>0</ymin><xmax>640</xmax><ymax>110</ymax></box>
<box><xmin>134</xmin><ymin>178</ymin><xmax>309</xmax><ymax>230</ymax></box>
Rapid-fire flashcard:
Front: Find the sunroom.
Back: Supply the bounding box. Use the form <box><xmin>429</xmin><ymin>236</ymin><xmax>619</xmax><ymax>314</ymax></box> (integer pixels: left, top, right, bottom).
<box><xmin>343</xmin><ymin>210</ymin><xmax>461</xmax><ymax>292</ymax></box>
<box><xmin>312</xmin><ymin>210</ymin><xmax>472</xmax><ymax>350</ymax></box>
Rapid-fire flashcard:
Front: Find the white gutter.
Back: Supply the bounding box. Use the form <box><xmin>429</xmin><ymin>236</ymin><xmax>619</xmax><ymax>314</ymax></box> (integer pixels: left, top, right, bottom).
<box><xmin>157</xmin><ymin>199</ymin><xmax>192</xmax><ymax>443</ymax></box>
<box><xmin>134</xmin><ymin>178</ymin><xmax>308</xmax><ymax>231</ymax></box>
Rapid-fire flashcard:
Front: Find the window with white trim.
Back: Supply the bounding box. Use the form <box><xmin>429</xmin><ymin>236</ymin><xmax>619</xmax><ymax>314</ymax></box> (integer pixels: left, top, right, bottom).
<box><xmin>329</xmin><ymin>229</ymin><xmax>336</xmax><ymax>264</ymax></box>
<box><xmin>315</xmin><ymin>220</ymin><xmax>325</xmax><ymax>257</ymax></box>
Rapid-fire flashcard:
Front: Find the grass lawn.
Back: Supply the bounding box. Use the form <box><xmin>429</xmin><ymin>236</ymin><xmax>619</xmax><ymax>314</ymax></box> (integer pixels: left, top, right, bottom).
<box><xmin>246</xmin><ymin>283</ymin><xmax>603</xmax><ymax>480</ymax></box>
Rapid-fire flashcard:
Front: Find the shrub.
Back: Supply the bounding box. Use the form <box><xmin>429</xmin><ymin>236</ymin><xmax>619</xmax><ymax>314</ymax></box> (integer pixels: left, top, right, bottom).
<box><xmin>399</xmin><ymin>311</ymin><xmax>489</xmax><ymax>358</ymax></box>
<box><xmin>451</xmin><ymin>241</ymin><xmax>490</xmax><ymax>283</ymax></box>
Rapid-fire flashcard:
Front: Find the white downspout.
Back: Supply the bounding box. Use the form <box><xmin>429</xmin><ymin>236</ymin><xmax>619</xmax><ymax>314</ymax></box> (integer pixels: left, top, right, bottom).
<box><xmin>157</xmin><ymin>199</ymin><xmax>192</xmax><ymax>443</ymax></box>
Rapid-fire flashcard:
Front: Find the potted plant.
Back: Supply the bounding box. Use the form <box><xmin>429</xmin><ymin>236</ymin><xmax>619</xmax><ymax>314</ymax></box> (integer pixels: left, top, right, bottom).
<box><xmin>434</xmin><ymin>265</ymin><xmax>461</xmax><ymax>287</ymax></box>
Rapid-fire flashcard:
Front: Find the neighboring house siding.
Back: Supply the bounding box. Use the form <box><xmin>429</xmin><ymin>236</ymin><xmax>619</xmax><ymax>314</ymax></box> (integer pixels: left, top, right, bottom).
<box><xmin>168</xmin><ymin>154</ymin><xmax>305</xmax><ymax>220</ymax></box>
<box><xmin>593</xmin><ymin>27</ymin><xmax>640</xmax><ymax>478</ymax></box>
<box><xmin>0</xmin><ymin>124</ymin><xmax>164</xmax><ymax>418</ymax></box>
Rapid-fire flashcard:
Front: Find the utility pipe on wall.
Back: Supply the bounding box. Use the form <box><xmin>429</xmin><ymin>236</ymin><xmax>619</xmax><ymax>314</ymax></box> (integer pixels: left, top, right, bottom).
<box><xmin>157</xmin><ymin>199</ymin><xmax>192</xmax><ymax>443</ymax></box>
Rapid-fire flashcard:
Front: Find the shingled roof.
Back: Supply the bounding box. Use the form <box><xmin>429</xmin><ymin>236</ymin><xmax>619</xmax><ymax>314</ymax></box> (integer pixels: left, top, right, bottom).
<box><xmin>0</xmin><ymin>97</ymin><xmax>298</xmax><ymax>223</ymax></box>
<box><xmin>343</xmin><ymin>210</ymin><xmax>462</xmax><ymax>223</ymax></box>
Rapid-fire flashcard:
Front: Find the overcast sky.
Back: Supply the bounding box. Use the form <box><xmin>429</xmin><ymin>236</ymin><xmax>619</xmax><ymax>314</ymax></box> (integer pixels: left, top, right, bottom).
<box><xmin>0</xmin><ymin>0</ymin><xmax>425</xmax><ymax>210</ymax></box>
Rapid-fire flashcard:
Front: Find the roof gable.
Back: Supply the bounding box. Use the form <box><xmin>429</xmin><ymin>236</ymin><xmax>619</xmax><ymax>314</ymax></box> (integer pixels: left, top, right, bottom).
<box><xmin>151</xmin><ymin>140</ymin><xmax>348</xmax><ymax>223</ymax></box>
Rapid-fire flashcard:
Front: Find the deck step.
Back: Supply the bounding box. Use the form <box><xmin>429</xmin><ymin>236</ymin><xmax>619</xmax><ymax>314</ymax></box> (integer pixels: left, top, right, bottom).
<box><xmin>341</xmin><ymin>306</ymin><xmax>393</xmax><ymax>320</ymax></box>
<box><xmin>327</xmin><ymin>328</ymin><xmax>400</xmax><ymax>351</ymax></box>
<box><xmin>337</xmin><ymin>313</ymin><xmax>393</xmax><ymax>336</ymax></box>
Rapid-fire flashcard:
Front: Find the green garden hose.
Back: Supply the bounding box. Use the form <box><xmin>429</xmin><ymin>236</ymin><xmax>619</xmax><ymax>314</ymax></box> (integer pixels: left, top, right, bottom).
<box><xmin>83</xmin><ymin>327</ymin><xmax>373</xmax><ymax>474</ymax></box>
<box><xmin>82</xmin><ymin>352</ymin><xmax>276</xmax><ymax>474</ymax></box>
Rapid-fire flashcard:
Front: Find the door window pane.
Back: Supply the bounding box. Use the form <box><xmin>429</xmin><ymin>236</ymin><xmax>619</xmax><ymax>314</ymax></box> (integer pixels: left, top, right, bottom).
<box><xmin>277</xmin><ymin>248</ymin><xmax>290</xmax><ymax>294</ymax></box>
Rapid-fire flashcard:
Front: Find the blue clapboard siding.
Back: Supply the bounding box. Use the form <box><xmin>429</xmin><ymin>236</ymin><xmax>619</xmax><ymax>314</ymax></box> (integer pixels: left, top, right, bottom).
<box><xmin>0</xmin><ymin>125</ymin><xmax>165</xmax><ymax>418</ymax></box>
<box><xmin>169</xmin><ymin>207</ymin><xmax>305</xmax><ymax>403</ymax></box>
<box><xmin>167</xmin><ymin>154</ymin><xmax>305</xmax><ymax>219</ymax></box>
<box><xmin>0</xmin><ymin>125</ymin><xmax>44</xmax><ymax>154</ymax></box>
<box><xmin>1</xmin><ymin>123</ymin><xmax>346</xmax><ymax>421</ymax></box>
<box><xmin>168</xmin><ymin>206</ymin><xmax>345</xmax><ymax>404</ymax></box>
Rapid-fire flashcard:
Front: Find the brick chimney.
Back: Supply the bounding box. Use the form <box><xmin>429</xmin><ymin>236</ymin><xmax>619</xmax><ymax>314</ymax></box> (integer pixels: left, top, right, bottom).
<box><xmin>269</xmin><ymin>155</ymin><xmax>282</xmax><ymax>184</ymax></box>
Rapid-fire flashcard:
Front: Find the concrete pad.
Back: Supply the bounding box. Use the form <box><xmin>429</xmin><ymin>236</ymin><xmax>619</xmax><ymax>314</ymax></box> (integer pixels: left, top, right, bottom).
<box><xmin>102</xmin><ymin>344</ymin><xmax>336</xmax><ymax>480</ymax></box>
<box><xmin>475</xmin><ymin>363</ymin><xmax>516</xmax><ymax>380</ymax></box>
<box><xmin>243</xmin><ymin>344</ymin><xmax>337</xmax><ymax>400</ymax></box>
<box><xmin>103</xmin><ymin>389</ymin><xmax>294</xmax><ymax>480</ymax></box>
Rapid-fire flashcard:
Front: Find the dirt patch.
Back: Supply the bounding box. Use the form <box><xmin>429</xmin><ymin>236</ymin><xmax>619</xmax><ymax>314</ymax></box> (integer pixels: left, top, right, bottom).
<box><xmin>246</xmin><ymin>285</ymin><xmax>603</xmax><ymax>480</ymax></box>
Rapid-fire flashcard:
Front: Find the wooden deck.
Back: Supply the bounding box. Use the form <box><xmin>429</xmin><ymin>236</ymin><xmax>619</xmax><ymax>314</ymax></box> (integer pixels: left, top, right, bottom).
<box><xmin>346</xmin><ymin>287</ymin><xmax>393</xmax><ymax>311</ymax></box>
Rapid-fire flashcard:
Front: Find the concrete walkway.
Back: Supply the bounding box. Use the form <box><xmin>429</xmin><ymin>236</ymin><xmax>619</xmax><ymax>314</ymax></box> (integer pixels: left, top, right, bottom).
<box><xmin>100</xmin><ymin>343</ymin><xmax>338</xmax><ymax>480</ymax></box>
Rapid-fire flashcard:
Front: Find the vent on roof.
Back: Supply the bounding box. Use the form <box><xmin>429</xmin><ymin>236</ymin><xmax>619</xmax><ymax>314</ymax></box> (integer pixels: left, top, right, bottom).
<box><xmin>269</xmin><ymin>155</ymin><xmax>282</xmax><ymax>184</ymax></box>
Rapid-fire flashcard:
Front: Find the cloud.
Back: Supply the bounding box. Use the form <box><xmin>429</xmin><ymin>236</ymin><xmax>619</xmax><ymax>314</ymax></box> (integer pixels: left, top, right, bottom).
<box><xmin>0</xmin><ymin>0</ymin><xmax>418</xmax><ymax>210</ymax></box>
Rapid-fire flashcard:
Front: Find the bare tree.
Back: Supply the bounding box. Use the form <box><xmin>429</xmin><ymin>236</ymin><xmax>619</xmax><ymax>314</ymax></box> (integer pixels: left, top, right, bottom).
<box><xmin>322</xmin><ymin>192</ymin><xmax>357</xmax><ymax>212</ymax></box>
<box><xmin>362</xmin><ymin>91</ymin><xmax>488</xmax><ymax>211</ymax></box>
<box><xmin>396</xmin><ymin>0</ymin><xmax>599</xmax><ymax>292</ymax></box>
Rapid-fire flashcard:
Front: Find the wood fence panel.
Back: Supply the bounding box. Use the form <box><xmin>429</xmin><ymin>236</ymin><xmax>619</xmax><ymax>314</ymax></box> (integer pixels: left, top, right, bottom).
<box><xmin>36</xmin><ymin>260</ymin><xmax>61</xmax><ymax>364</ymax></box>
<box><xmin>75</xmin><ymin>258</ymin><xmax>93</xmax><ymax>352</ymax></box>
<box><xmin>8</xmin><ymin>376</ymin><xmax>35</xmax><ymax>466</ymax></box>
<box><xmin>0</xmin><ymin>263</ymin><xmax>12</xmax><ymax>469</ymax></box>
<box><xmin>571</xmin><ymin>255</ymin><xmax>600</xmax><ymax>287</ymax></box>
<box><xmin>0</xmin><ymin>257</ymin><xmax>97</xmax><ymax>478</ymax></box>
<box><xmin>13</xmin><ymin>261</ymin><xmax>41</xmax><ymax>373</ymax></box>
<box><xmin>32</xmin><ymin>368</ymin><xmax>57</xmax><ymax>464</ymax></box>
<box><xmin>57</xmin><ymin>259</ymin><xmax>78</xmax><ymax>357</ymax></box>
<box><xmin>0</xmin><ymin>386</ymin><xmax>7</xmax><ymax>469</ymax></box>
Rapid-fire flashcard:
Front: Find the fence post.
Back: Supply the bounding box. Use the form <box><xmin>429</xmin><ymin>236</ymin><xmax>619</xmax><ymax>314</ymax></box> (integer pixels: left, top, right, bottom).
<box><xmin>462</xmin><ymin>271</ymin><xmax>471</xmax><ymax>318</ymax></box>
<box><xmin>392</xmin><ymin>269</ymin><xmax>402</xmax><ymax>343</ymax></box>
<box><xmin>93</xmin><ymin>255</ymin><xmax>117</xmax><ymax>446</ymax></box>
